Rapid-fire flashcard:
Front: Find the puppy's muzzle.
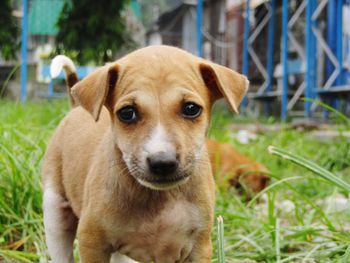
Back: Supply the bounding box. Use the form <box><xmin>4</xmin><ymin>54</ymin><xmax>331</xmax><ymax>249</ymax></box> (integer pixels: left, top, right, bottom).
<box><xmin>147</xmin><ymin>152</ymin><xmax>178</xmax><ymax>176</ymax></box>
<box><xmin>135</xmin><ymin>151</ymin><xmax>189</xmax><ymax>190</ymax></box>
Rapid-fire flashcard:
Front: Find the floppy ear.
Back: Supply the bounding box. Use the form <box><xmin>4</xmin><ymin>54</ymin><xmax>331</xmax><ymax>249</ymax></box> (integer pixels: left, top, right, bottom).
<box><xmin>71</xmin><ymin>64</ymin><xmax>119</xmax><ymax>121</ymax></box>
<box><xmin>199</xmin><ymin>62</ymin><xmax>249</xmax><ymax>113</ymax></box>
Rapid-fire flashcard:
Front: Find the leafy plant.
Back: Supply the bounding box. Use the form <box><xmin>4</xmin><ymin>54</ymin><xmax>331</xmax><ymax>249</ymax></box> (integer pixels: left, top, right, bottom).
<box><xmin>0</xmin><ymin>0</ymin><xmax>19</xmax><ymax>60</ymax></box>
<box><xmin>56</xmin><ymin>0</ymin><xmax>132</xmax><ymax>64</ymax></box>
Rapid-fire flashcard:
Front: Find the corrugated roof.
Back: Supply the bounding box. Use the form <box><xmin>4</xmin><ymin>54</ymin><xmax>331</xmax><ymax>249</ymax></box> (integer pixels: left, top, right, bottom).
<box><xmin>29</xmin><ymin>0</ymin><xmax>142</xmax><ymax>35</ymax></box>
<box><xmin>29</xmin><ymin>0</ymin><xmax>64</xmax><ymax>36</ymax></box>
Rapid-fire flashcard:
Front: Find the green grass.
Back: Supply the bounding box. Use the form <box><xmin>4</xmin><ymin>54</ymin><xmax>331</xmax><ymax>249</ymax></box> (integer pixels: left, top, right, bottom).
<box><xmin>0</xmin><ymin>100</ymin><xmax>69</xmax><ymax>262</ymax></box>
<box><xmin>1</xmin><ymin>99</ymin><xmax>350</xmax><ymax>262</ymax></box>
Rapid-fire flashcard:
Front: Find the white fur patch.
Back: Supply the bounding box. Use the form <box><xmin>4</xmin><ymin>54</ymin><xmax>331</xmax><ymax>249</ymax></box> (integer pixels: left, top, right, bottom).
<box><xmin>245</xmin><ymin>77</ymin><xmax>250</xmax><ymax>93</ymax></box>
<box><xmin>144</xmin><ymin>124</ymin><xmax>174</xmax><ymax>154</ymax></box>
<box><xmin>43</xmin><ymin>189</ymin><xmax>75</xmax><ymax>263</ymax></box>
<box><xmin>110</xmin><ymin>252</ymin><xmax>139</xmax><ymax>263</ymax></box>
<box><xmin>50</xmin><ymin>55</ymin><xmax>76</xmax><ymax>79</ymax></box>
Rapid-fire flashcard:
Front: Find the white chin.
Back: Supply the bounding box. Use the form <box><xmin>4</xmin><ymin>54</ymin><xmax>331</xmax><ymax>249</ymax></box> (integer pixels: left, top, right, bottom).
<box><xmin>136</xmin><ymin>177</ymin><xmax>189</xmax><ymax>190</ymax></box>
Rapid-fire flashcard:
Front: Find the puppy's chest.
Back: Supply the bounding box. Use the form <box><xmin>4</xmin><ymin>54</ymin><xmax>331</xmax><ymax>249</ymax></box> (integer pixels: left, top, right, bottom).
<box><xmin>112</xmin><ymin>201</ymin><xmax>203</xmax><ymax>262</ymax></box>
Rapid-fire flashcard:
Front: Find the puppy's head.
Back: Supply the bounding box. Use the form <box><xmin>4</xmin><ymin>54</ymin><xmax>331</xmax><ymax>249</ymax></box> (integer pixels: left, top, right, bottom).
<box><xmin>72</xmin><ymin>46</ymin><xmax>248</xmax><ymax>190</ymax></box>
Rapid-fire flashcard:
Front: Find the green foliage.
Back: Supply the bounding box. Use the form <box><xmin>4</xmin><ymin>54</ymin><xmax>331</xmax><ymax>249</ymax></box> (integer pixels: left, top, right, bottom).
<box><xmin>210</xmin><ymin>110</ymin><xmax>350</xmax><ymax>262</ymax></box>
<box><xmin>56</xmin><ymin>0</ymin><xmax>132</xmax><ymax>64</ymax></box>
<box><xmin>268</xmin><ymin>146</ymin><xmax>350</xmax><ymax>193</ymax></box>
<box><xmin>0</xmin><ymin>100</ymin><xmax>69</xmax><ymax>262</ymax></box>
<box><xmin>0</xmin><ymin>0</ymin><xmax>19</xmax><ymax>60</ymax></box>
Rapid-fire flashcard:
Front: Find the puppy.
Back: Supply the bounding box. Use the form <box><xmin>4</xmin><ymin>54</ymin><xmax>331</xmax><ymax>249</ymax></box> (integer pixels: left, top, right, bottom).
<box><xmin>50</xmin><ymin>56</ymin><xmax>267</xmax><ymax>196</ymax></box>
<box><xmin>42</xmin><ymin>46</ymin><xmax>248</xmax><ymax>263</ymax></box>
<box><xmin>207</xmin><ymin>139</ymin><xmax>269</xmax><ymax>194</ymax></box>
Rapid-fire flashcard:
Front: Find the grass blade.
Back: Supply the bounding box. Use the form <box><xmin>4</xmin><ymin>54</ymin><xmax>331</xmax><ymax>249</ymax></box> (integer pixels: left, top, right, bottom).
<box><xmin>342</xmin><ymin>244</ymin><xmax>350</xmax><ymax>263</ymax></box>
<box><xmin>217</xmin><ymin>216</ymin><xmax>225</xmax><ymax>263</ymax></box>
<box><xmin>303</xmin><ymin>98</ymin><xmax>350</xmax><ymax>125</ymax></box>
<box><xmin>275</xmin><ymin>218</ymin><xmax>281</xmax><ymax>263</ymax></box>
<box><xmin>268</xmin><ymin>146</ymin><xmax>350</xmax><ymax>193</ymax></box>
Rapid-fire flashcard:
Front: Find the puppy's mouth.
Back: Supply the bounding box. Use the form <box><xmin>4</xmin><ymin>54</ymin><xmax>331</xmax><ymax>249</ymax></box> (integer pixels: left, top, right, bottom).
<box><xmin>136</xmin><ymin>175</ymin><xmax>190</xmax><ymax>190</ymax></box>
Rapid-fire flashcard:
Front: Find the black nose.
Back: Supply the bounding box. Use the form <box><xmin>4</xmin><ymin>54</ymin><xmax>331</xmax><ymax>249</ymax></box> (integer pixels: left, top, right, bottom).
<box><xmin>147</xmin><ymin>153</ymin><xmax>178</xmax><ymax>175</ymax></box>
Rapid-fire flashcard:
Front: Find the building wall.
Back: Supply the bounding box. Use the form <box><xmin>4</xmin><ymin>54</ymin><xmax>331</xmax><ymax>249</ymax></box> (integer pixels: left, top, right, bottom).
<box><xmin>226</xmin><ymin>4</ymin><xmax>244</xmax><ymax>71</ymax></box>
<box><xmin>182</xmin><ymin>6</ymin><xmax>197</xmax><ymax>54</ymax></box>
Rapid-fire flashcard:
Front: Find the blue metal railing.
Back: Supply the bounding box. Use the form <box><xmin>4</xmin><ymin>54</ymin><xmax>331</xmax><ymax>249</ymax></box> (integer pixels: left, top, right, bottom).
<box><xmin>281</xmin><ymin>0</ymin><xmax>289</xmax><ymax>121</ymax></box>
<box><xmin>20</xmin><ymin>0</ymin><xmax>28</xmax><ymax>102</ymax></box>
<box><xmin>243</xmin><ymin>0</ymin><xmax>350</xmax><ymax>119</ymax></box>
<box><xmin>196</xmin><ymin>0</ymin><xmax>203</xmax><ymax>58</ymax></box>
<box><xmin>242</xmin><ymin>0</ymin><xmax>250</xmax><ymax>109</ymax></box>
<box><xmin>305</xmin><ymin>0</ymin><xmax>317</xmax><ymax>117</ymax></box>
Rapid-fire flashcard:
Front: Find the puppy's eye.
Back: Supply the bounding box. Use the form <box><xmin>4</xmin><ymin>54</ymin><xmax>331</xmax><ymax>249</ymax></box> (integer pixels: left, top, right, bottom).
<box><xmin>182</xmin><ymin>102</ymin><xmax>202</xmax><ymax>119</ymax></box>
<box><xmin>117</xmin><ymin>106</ymin><xmax>138</xmax><ymax>123</ymax></box>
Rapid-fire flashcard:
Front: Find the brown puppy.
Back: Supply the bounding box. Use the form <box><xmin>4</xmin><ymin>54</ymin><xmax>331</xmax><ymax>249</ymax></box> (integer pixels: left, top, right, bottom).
<box><xmin>42</xmin><ymin>46</ymin><xmax>248</xmax><ymax>263</ymax></box>
<box><xmin>50</xmin><ymin>56</ymin><xmax>267</xmax><ymax>196</ymax></box>
<box><xmin>50</xmin><ymin>57</ymin><xmax>267</xmax><ymax>195</ymax></box>
<box><xmin>207</xmin><ymin>139</ymin><xmax>269</xmax><ymax>194</ymax></box>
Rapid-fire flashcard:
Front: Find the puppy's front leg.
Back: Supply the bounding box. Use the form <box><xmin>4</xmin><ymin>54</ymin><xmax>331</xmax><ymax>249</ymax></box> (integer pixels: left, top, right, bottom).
<box><xmin>184</xmin><ymin>237</ymin><xmax>212</xmax><ymax>263</ymax></box>
<box><xmin>78</xmin><ymin>220</ymin><xmax>111</xmax><ymax>263</ymax></box>
<box><xmin>43</xmin><ymin>189</ymin><xmax>77</xmax><ymax>263</ymax></box>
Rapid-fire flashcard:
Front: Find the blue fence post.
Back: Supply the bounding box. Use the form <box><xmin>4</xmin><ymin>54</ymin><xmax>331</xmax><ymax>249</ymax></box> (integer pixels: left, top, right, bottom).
<box><xmin>326</xmin><ymin>1</ymin><xmax>336</xmax><ymax>80</ymax></box>
<box><xmin>311</xmin><ymin>0</ymin><xmax>317</xmax><ymax>103</ymax></box>
<box><xmin>242</xmin><ymin>0</ymin><xmax>250</xmax><ymax>76</ymax></box>
<box><xmin>281</xmin><ymin>0</ymin><xmax>288</xmax><ymax>121</ymax></box>
<box><xmin>196</xmin><ymin>0</ymin><xmax>203</xmax><ymax>57</ymax></box>
<box><xmin>305</xmin><ymin>0</ymin><xmax>317</xmax><ymax>118</ymax></box>
<box><xmin>20</xmin><ymin>0</ymin><xmax>28</xmax><ymax>102</ymax></box>
<box><xmin>336</xmin><ymin>0</ymin><xmax>344</xmax><ymax>86</ymax></box>
<box><xmin>241</xmin><ymin>0</ymin><xmax>250</xmax><ymax>109</ymax></box>
<box><xmin>48</xmin><ymin>80</ymin><xmax>54</xmax><ymax>98</ymax></box>
<box><xmin>265</xmin><ymin>0</ymin><xmax>275</xmax><ymax>115</ymax></box>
